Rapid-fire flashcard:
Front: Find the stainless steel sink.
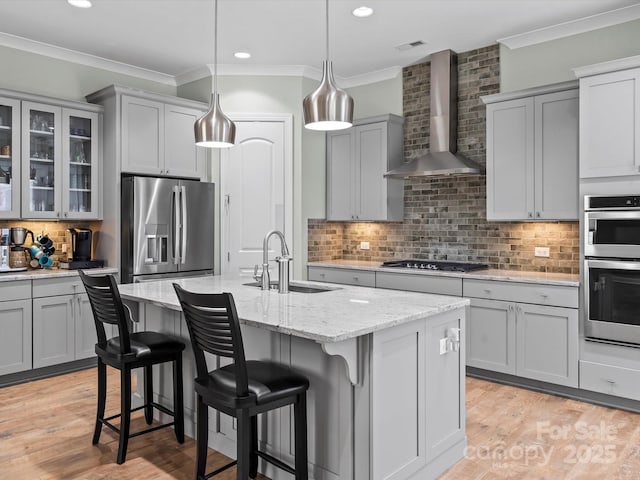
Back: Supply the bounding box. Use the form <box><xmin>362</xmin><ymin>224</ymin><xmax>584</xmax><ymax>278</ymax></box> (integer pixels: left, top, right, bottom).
<box><xmin>243</xmin><ymin>281</ymin><xmax>336</xmax><ymax>294</ymax></box>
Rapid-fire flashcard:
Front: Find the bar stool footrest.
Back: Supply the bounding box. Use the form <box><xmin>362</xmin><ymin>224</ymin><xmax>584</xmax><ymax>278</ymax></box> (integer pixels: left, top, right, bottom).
<box><xmin>100</xmin><ymin>403</ymin><xmax>177</xmax><ymax>439</ymax></box>
<box><xmin>203</xmin><ymin>460</ymin><xmax>237</xmax><ymax>479</ymax></box>
<box><xmin>257</xmin><ymin>449</ymin><xmax>295</xmax><ymax>475</ymax></box>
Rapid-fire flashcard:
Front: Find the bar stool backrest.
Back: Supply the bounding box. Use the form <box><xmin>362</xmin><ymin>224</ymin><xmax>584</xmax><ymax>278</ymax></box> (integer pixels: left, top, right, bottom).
<box><xmin>79</xmin><ymin>270</ymin><xmax>132</xmax><ymax>355</ymax></box>
<box><xmin>173</xmin><ymin>285</ymin><xmax>249</xmax><ymax>397</ymax></box>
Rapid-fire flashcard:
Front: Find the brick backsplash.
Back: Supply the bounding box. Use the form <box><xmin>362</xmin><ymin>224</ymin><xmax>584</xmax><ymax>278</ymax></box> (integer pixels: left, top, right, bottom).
<box><xmin>1</xmin><ymin>220</ymin><xmax>101</xmax><ymax>265</ymax></box>
<box><xmin>308</xmin><ymin>44</ymin><xmax>580</xmax><ymax>275</ymax></box>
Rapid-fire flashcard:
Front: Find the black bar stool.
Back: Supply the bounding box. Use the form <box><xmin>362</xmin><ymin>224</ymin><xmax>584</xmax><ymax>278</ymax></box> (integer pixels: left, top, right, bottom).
<box><xmin>173</xmin><ymin>284</ymin><xmax>309</xmax><ymax>480</ymax></box>
<box><xmin>79</xmin><ymin>271</ymin><xmax>185</xmax><ymax>464</ymax></box>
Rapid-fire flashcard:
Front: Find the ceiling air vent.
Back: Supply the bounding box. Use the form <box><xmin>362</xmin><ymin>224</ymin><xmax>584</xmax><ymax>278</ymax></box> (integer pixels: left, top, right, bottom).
<box><xmin>395</xmin><ymin>40</ymin><xmax>425</xmax><ymax>51</ymax></box>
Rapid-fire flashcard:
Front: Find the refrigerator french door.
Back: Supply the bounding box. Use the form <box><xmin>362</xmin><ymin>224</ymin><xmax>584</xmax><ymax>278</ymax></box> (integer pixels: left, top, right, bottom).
<box><xmin>121</xmin><ymin>175</ymin><xmax>214</xmax><ymax>283</ymax></box>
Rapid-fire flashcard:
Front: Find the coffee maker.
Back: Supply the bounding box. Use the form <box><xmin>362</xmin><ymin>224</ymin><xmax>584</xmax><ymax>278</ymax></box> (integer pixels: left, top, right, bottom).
<box><xmin>2</xmin><ymin>227</ymin><xmax>32</xmax><ymax>272</ymax></box>
<box><xmin>68</xmin><ymin>228</ymin><xmax>92</xmax><ymax>261</ymax></box>
<box><xmin>61</xmin><ymin>228</ymin><xmax>103</xmax><ymax>269</ymax></box>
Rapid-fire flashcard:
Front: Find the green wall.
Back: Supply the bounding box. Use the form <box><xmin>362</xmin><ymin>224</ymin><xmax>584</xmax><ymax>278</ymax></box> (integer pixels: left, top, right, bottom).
<box><xmin>501</xmin><ymin>19</ymin><xmax>640</xmax><ymax>92</ymax></box>
<box><xmin>0</xmin><ymin>46</ymin><xmax>175</xmax><ymax>102</ymax></box>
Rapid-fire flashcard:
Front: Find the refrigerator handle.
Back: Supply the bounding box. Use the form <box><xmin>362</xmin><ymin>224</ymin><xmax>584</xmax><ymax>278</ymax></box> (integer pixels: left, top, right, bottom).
<box><xmin>173</xmin><ymin>186</ymin><xmax>180</xmax><ymax>264</ymax></box>
<box><xmin>181</xmin><ymin>185</ymin><xmax>187</xmax><ymax>264</ymax></box>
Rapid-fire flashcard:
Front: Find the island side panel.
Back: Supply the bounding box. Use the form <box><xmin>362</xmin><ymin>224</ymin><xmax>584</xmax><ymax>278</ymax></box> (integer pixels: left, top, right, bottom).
<box><xmin>369</xmin><ymin>307</ymin><xmax>467</xmax><ymax>480</ymax></box>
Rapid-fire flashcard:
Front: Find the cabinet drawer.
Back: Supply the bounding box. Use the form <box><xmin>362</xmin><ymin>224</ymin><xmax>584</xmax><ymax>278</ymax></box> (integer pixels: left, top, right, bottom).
<box><xmin>0</xmin><ymin>280</ymin><xmax>31</xmax><ymax>301</ymax></box>
<box><xmin>463</xmin><ymin>279</ymin><xmax>578</xmax><ymax>308</ymax></box>
<box><xmin>580</xmin><ymin>360</ymin><xmax>640</xmax><ymax>401</ymax></box>
<box><xmin>308</xmin><ymin>267</ymin><xmax>375</xmax><ymax>287</ymax></box>
<box><xmin>376</xmin><ymin>271</ymin><xmax>461</xmax><ymax>296</ymax></box>
<box><xmin>33</xmin><ymin>277</ymin><xmax>83</xmax><ymax>298</ymax></box>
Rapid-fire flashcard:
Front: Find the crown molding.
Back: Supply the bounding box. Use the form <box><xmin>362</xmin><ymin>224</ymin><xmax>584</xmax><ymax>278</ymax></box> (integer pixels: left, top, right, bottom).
<box><xmin>498</xmin><ymin>4</ymin><xmax>640</xmax><ymax>50</ymax></box>
<box><xmin>175</xmin><ymin>63</ymin><xmax>401</xmax><ymax>88</ymax></box>
<box><xmin>340</xmin><ymin>66</ymin><xmax>402</xmax><ymax>88</ymax></box>
<box><xmin>0</xmin><ymin>32</ymin><xmax>176</xmax><ymax>86</ymax></box>
<box><xmin>573</xmin><ymin>54</ymin><xmax>640</xmax><ymax>78</ymax></box>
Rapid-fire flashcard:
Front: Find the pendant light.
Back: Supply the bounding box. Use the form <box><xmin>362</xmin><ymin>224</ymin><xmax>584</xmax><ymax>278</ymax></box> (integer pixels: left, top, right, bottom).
<box><xmin>303</xmin><ymin>0</ymin><xmax>354</xmax><ymax>131</ymax></box>
<box><xmin>194</xmin><ymin>0</ymin><xmax>236</xmax><ymax>148</ymax></box>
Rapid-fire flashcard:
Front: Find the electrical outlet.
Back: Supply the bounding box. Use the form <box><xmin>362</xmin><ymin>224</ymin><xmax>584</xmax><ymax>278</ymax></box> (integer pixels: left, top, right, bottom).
<box><xmin>439</xmin><ymin>338</ymin><xmax>448</xmax><ymax>355</ymax></box>
<box><xmin>61</xmin><ymin>244</ymin><xmax>68</xmax><ymax>253</ymax></box>
<box><xmin>359</xmin><ymin>241</ymin><xmax>370</xmax><ymax>250</ymax></box>
<box><xmin>534</xmin><ymin>247</ymin><xmax>550</xmax><ymax>257</ymax></box>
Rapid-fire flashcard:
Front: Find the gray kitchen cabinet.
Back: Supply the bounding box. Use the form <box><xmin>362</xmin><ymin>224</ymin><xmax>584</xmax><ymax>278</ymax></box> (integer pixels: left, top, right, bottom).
<box><xmin>576</xmin><ymin>66</ymin><xmax>640</xmax><ymax>178</ymax></box>
<box><xmin>307</xmin><ymin>265</ymin><xmax>375</xmax><ymax>287</ymax></box>
<box><xmin>375</xmin><ymin>270</ymin><xmax>462</xmax><ymax>296</ymax></box>
<box><xmin>326</xmin><ymin>114</ymin><xmax>404</xmax><ymax>221</ymax></box>
<box><xmin>516</xmin><ymin>303</ymin><xmax>578</xmax><ymax>386</ymax></box>
<box><xmin>579</xmin><ymin>336</ymin><xmax>640</xmax><ymax>401</ymax></box>
<box><xmin>579</xmin><ymin>360</ymin><xmax>640</xmax><ymax>401</ymax></box>
<box><xmin>0</xmin><ymin>96</ymin><xmax>22</xmax><ymax>219</ymax></box>
<box><xmin>121</xmin><ymin>94</ymin><xmax>206</xmax><ymax>179</ymax></box>
<box><xmin>0</xmin><ymin>281</ymin><xmax>32</xmax><ymax>376</ymax></box>
<box><xmin>483</xmin><ymin>83</ymin><xmax>578</xmax><ymax>221</ymax></box>
<box><xmin>467</xmin><ymin>298</ymin><xmax>515</xmax><ymax>374</ymax></box>
<box><xmin>17</xmin><ymin>97</ymin><xmax>102</xmax><ymax>221</ymax></box>
<box><xmin>464</xmin><ymin>279</ymin><xmax>579</xmax><ymax>387</ymax></box>
<box><xmin>32</xmin><ymin>277</ymin><xmax>96</xmax><ymax>368</ymax></box>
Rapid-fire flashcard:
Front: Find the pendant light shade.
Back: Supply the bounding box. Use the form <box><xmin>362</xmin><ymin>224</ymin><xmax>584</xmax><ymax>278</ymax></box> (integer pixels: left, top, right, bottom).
<box><xmin>195</xmin><ymin>93</ymin><xmax>236</xmax><ymax>147</ymax></box>
<box><xmin>194</xmin><ymin>0</ymin><xmax>236</xmax><ymax>148</ymax></box>
<box><xmin>303</xmin><ymin>0</ymin><xmax>354</xmax><ymax>131</ymax></box>
<box><xmin>303</xmin><ymin>60</ymin><xmax>354</xmax><ymax>131</ymax></box>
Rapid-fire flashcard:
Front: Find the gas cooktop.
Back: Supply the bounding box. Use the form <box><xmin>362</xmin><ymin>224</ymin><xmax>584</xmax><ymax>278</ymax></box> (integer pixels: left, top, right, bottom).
<box><xmin>381</xmin><ymin>260</ymin><xmax>489</xmax><ymax>272</ymax></box>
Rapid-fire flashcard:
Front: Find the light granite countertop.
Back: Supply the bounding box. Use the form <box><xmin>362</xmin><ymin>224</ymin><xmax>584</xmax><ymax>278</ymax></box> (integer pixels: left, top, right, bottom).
<box><xmin>0</xmin><ymin>266</ymin><xmax>118</xmax><ymax>282</ymax></box>
<box><xmin>308</xmin><ymin>260</ymin><xmax>579</xmax><ymax>287</ymax></box>
<box><xmin>118</xmin><ymin>275</ymin><xmax>469</xmax><ymax>343</ymax></box>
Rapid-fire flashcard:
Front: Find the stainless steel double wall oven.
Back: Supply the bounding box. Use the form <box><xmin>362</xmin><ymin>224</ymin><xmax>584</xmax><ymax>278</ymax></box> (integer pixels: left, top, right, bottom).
<box><xmin>584</xmin><ymin>195</ymin><xmax>640</xmax><ymax>346</ymax></box>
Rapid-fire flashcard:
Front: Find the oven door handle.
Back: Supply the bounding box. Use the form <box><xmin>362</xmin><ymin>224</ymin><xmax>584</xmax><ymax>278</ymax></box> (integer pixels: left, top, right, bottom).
<box><xmin>586</xmin><ymin>259</ymin><xmax>640</xmax><ymax>271</ymax></box>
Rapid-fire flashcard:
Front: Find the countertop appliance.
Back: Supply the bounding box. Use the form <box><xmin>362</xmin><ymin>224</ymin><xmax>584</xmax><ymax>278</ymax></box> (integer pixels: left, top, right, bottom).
<box><xmin>381</xmin><ymin>259</ymin><xmax>488</xmax><ymax>272</ymax></box>
<box><xmin>584</xmin><ymin>195</ymin><xmax>640</xmax><ymax>346</ymax></box>
<box><xmin>1</xmin><ymin>228</ymin><xmax>27</xmax><ymax>272</ymax></box>
<box><xmin>68</xmin><ymin>228</ymin><xmax>92</xmax><ymax>261</ymax></box>
<box><xmin>121</xmin><ymin>175</ymin><xmax>214</xmax><ymax>283</ymax></box>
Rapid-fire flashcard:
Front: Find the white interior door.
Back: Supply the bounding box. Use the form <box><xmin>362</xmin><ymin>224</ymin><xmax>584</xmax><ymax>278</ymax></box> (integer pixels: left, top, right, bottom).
<box><xmin>221</xmin><ymin>116</ymin><xmax>292</xmax><ymax>277</ymax></box>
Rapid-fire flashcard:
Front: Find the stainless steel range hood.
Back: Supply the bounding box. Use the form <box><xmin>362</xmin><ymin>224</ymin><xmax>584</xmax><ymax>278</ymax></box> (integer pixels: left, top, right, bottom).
<box><xmin>385</xmin><ymin>49</ymin><xmax>484</xmax><ymax>178</ymax></box>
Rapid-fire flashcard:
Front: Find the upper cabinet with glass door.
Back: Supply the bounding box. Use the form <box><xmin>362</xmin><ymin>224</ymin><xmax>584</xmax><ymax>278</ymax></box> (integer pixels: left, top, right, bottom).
<box><xmin>62</xmin><ymin>109</ymin><xmax>100</xmax><ymax>219</ymax></box>
<box><xmin>21</xmin><ymin>102</ymin><xmax>62</xmax><ymax>219</ymax></box>
<box><xmin>0</xmin><ymin>97</ymin><xmax>21</xmax><ymax>219</ymax></box>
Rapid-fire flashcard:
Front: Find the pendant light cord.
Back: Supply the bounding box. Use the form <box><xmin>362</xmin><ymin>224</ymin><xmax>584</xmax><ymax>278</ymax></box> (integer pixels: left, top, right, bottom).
<box><xmin>325</xmin><ymin>0</ymin><xmax>329</xmax><ymax>60</ymax></box>
<box><xmin>214</xmin><ymin>0</ymin><xmax>218</xmax><ymax>93</ymax></box>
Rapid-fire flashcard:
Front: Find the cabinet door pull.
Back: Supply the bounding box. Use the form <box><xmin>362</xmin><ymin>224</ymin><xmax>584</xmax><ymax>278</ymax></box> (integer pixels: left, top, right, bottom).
<box><xmin>353</xmin><ymin>276</ymin><xmax>359</xmax><ymax>282</ymax></box>
<box><xmin>536</xmin><ymin>212</ymin><xmax>541</xmax><ymax>218</ymax></box>
<box><xmin>528</xmin><ymin>212</ymin><xmax>533</xmax><ymax>218</ymax></box>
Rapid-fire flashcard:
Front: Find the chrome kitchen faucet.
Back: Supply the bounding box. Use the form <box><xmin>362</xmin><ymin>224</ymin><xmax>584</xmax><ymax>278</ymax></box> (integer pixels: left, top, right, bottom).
<box><xmin>254</xmin><ymin>230</ymin><xmax>291</xmax><ymax>293</ymax></box>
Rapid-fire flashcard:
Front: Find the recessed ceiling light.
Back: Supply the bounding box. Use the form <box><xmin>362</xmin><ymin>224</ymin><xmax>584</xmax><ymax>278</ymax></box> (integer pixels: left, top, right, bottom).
<box><xmin>352</xmin><ymin>6</ymin><xmax>373</xmax><ymax>18</ymax></box>
<box><xmin>234</xmin><ymin>52</ymin><xmax>251</xmax><ymax>59</ymax></box>
<box><xmin>67</xmin><ymin>0</ymin><xmax>92</xmax><ymax>8</ymax></box>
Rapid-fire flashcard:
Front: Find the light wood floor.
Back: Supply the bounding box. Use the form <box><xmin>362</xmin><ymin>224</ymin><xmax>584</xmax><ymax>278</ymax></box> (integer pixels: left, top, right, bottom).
<box><xmin>1</xmin><ymin>369</ymin><xmax>639</xmax><ymax>479</ymax></box>
<box><xmin>441</xmin><ymin>377</ymin><xmax>640</xmax><ymax>480</ymax></box>
<box><xmin>0</xmin><ymin>367</ymin><xmax>268</xmax><ymax>480</ymax></box>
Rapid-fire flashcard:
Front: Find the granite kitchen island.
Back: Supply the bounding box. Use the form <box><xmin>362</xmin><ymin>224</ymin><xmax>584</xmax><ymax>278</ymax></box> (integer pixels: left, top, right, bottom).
<box><xmin>118</xmin><ymin>275</ymin><xmax>469</xmax><ymax>480</ymax></box>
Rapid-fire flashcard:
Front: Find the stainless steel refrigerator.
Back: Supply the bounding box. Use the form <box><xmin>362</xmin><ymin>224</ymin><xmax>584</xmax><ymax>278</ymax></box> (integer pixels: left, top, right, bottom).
<box><xmin>121</xmin><ymin>175</ymin><xmax>214</xmax><ymax>283</ymax></box>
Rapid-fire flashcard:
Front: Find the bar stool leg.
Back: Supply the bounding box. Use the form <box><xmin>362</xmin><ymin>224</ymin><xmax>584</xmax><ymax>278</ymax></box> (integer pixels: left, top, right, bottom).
<box><xmin>294</xmin><ymin>393</ymin><xmax>308</xmax><ymax>480</ymax></box>
<box><xmin>144</xmin><ymin>365</ymin><xmax>153</xmax><ymax>425</ymax></box>
<box><xmin>196</xmin><ymin>394</ymin><xmax>209</xmax><ymax>480</ymax></box>
<box><xmin>93</xmin><ymin>358</ymin><xmax>107</xmax><ymax>445</ymax></box>
<box><xmin>249</xmin><ymin>415</ymin><xmax>258</xmax><ymax>478</ymax></box>
<box><xmin>117</xmin><ymin>366</ymin><xmax>132</xmax><ymax>465</ymax></box>
<box><xmin>236</xmin><ymin>409</ymin><xmax>251</xmax><ymax>480</ymax></box>
<box><xmin>173</xmin><ymin>354</ymin><xmax>184</xmax><ymax>443</ymax></box>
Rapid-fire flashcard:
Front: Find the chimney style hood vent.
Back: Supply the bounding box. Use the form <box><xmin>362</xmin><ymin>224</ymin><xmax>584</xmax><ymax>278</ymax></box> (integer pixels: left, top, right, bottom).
<box><xmin>385</xmin><ymin>49</ymin><xmax>484</xmax><ymax>178</ymax></box>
